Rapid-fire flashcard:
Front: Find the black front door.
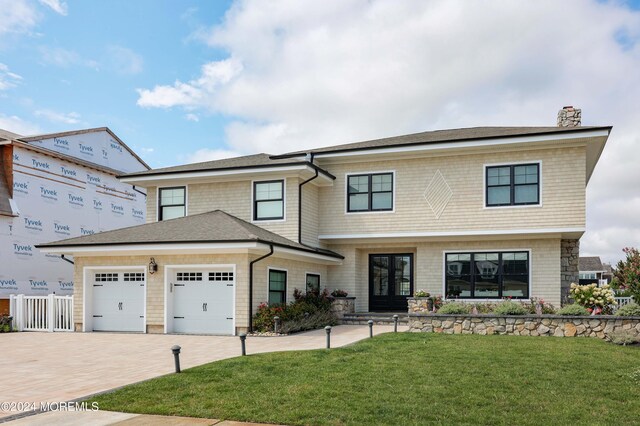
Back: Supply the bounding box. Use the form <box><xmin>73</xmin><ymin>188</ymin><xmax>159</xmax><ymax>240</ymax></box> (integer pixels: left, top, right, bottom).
<box><xmin>369</xmin><ymin>253</ymin><xmax>413</xmax><ymax>311</ymax></box>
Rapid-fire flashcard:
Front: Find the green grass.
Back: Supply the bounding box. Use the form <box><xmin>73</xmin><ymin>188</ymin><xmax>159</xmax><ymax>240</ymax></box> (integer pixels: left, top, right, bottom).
<box><xmin>89</xmin><ymin>334</ymin><xmax>640</xmax><ymax>425</ymax></box>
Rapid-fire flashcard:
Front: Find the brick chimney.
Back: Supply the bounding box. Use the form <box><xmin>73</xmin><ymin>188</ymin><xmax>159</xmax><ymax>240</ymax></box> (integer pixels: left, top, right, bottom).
<box><xmin>557</xmin><ymin>106</ymin><xmax>581</xmax><ymax>127</ymax></box>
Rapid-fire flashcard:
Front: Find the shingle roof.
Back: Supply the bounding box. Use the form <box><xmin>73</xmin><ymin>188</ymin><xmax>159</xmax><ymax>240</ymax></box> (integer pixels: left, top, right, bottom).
<box><xmin>579</xmin><ymin>256</ymin><xmax>604</xmax><ymax>272</ymax></box>
<box><xmin>276</xmin><ymin>126</ymin><xmax>611</xmax><ymax>157</ymax></box>
<box><xmin>37</xmin><ymin>210</ymin><xmax>343</xmax><ymax>259</ymax></box>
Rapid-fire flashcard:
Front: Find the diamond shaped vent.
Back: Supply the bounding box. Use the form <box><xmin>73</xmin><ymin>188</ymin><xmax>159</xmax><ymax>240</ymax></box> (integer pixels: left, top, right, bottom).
<box><xmin>423</xmin><ymin>170</ymin><xmax>452</xmax><ymax>219</ymax></box>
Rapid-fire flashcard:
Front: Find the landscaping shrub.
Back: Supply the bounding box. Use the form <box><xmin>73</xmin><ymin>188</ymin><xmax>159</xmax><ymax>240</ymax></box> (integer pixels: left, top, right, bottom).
<box><xmin>522</xmin><ymin>298</ymin><xmax>557</xmax><ymax>315</ymax></box>
<box><xmin>437</xmin><ymin>302</ymin><xmax>470</xmax><ymax>315</ymax></box>
<box><xmin>331</xmin><ymin>289</ymin><xmax>349</xmax><ymax>297</ymax></box>
<box><xmin>493</xmin><ymin>300</ymin><xmax>528</xmax><ymax>315</ymax></box>
<box><xmin>612</xmin><ymin>247</ymin><xmax>640</xmax><ymax>302</ymax></box>
<box><xmin>558</xmin><ymin>304</ymin><xmax>589</xmax><ymax>316</ymax></box>
<box><xmin>414</xmin><ymin>289</ymin><xmax>430</xmax><ymax>297</ymax></box>
<box><xmin>616</xmin><ymin>302</ymin><xmax>640</xmax><ymax>317</ymax></box>
<box><xmin>0</xmin><ymin>315</ymin><xmax>12</xmax><ymax>333</ymax></box>
<box><xmin>606</xmin><ymin>330</ymin><xmax>640</xmax><ymax>346</ymax></box>
<box><xmin>569</xmin><ymin>283</ymin><xmax>616</xmax><ymax>314</ymax></box>
<box><xmin>253</xmin><ymin>289</ymin><xmax>337</xmax><ymax>333</ymax></box>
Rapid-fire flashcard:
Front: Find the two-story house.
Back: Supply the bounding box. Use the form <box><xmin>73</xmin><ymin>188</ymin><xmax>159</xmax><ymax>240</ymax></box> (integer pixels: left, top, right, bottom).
<box><xmin>38</xmin><ymin>108</ymin><xmax>611</xmax><ymax>335</ymax></box>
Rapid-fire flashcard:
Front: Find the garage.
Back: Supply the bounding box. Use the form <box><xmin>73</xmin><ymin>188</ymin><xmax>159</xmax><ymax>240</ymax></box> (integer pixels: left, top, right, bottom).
<box><xmin>170</xmin><ymin>267</ymin><xmax>235</xmax><ymax>335</ymax></box>
<box><xmin>91</xmin><ymin>270</ymin><xmax>145</xmax><ymax>332</ymax></box>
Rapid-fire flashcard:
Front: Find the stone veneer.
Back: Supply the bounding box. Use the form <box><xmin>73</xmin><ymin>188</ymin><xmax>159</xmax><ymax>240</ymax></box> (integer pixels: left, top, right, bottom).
<box><xmin>408</xmin><ymin>297</ymin><xmax>434</xmax><ymax>313</ymax></box>
<box><xmin>561</xmin><ymin>239</ymin><xmax>580</xmax><ymax>302</ymax></box>
<box><xmin>330</xmin><ymin>297</ymin><xmax>356</xmax><ymax>319</ymax></box>
<box><xmin>408</xmin><ymin>314</ymin><xmax>640</xmax><ymax>339</ymax></box>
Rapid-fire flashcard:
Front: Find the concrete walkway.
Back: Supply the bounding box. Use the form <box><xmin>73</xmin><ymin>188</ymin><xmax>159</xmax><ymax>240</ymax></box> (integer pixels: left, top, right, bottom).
<box><xmin>1</xmin><ymin>325</ymin><xmax>402</xmax><ymax>423</ymax></box>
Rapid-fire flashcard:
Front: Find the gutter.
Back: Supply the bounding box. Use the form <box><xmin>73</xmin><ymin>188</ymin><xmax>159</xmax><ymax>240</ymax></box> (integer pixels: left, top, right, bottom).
<box><xmin>249</xmin><ymin>244</ymin><xmax>274</xmax><ymax>332</ymax></box>
<box><xmin>60</xmin><ymin>254</ymin><xmax>74</xmax><ymax>265</ymax></box>
<box><xmin>298</xmin><ymin>153</ymin><xmax>318</xmax><ymax>246</ymax></box>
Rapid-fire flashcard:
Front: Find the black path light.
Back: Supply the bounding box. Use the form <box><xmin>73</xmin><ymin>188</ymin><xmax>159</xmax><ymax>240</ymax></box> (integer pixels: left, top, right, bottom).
<box><xmin>393</xmin><ymin>314</ymin><xmax>399</xmax><ymax>333</ymax></box>
<box><xmin>368</xmin><ymin>320</ymin><xmax>374</xmax><ymax>338</ymax></box>
<box><xmin>273</xmin><ymin>316</ymin><xmax>280</xmax><ymax>334</ymax></box>
<box><xmin>171</xmin><ymin>345</ymin><xmax>181</xmax><ymax>373</ymax></box>
<box><xmin>239</xmin><ymin>333</ymin><xmax>247</xmax><ymax>356</ymax></box>
<box><xmin>325</xmin><ymin>325</ymin><xmax>332</xmax><ymax>349</ymax></box>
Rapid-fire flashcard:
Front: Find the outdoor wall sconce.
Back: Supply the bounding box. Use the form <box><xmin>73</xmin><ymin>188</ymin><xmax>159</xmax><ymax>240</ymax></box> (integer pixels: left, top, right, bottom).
<box><xmin>148</xmin><ymin>257</ymin><xmax>158</xmax><ymax>274</ymax></box>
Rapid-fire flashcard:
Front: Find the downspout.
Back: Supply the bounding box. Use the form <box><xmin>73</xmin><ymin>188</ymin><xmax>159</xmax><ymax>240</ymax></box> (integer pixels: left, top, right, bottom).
<box><xmin>248</xmin><ymin>244</ymin><xmax>274</xmax><ymax>332</ymax></box>
<box><xmin>132</xmin><ymin>185</ymin><xmax>147</xmax><ymax>198</ymax></box>
<box><xmin>61</xmin><ymin>254</ymin><xmax>74</xmax><ymax>265</ymax></box>
<box><xmin>298</xmin><ymin>153</ymin><xmax>318</xmax><ymax>246</ymax></box>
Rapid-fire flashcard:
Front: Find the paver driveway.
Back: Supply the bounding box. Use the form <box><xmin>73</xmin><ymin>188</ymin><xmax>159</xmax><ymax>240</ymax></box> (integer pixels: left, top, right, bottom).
<box><xmin>1</xmin><ymin>325</ymin><xmax>400</xmax><ymax>420</ymax></box>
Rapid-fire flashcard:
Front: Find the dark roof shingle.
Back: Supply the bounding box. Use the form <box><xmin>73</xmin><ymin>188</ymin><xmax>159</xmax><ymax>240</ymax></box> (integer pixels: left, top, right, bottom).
<box><xmin>37</xmin><ymin>210</ymin><xmax>342</xmax><ymax>259</ymax></box>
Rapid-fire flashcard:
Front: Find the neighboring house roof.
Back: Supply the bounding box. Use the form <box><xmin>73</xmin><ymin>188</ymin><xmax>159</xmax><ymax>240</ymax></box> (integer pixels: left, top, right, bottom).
<box><xmin>18</xmin><ymin>126</ymin><xmax>151</xmax><ymax>171</ymax></box>
<box><xmin>0</xmin><ymin>128</ymin><xmax>22</xmax><ymax>140</ymax></box>
<box><xmin>121</xmin><ymin>153</ymin><xmax>335</xmax><ymax>180</ymax></box>
<box><xmin>274</xmin><ymin>126</ymin><xmax>611</xmax><ymax>157</ymax></box>
<box><xmin>579</xmin><ymin>256</ymin><xmax>604</xmax><ymax>272</ymax></box>
<box><xmin>37</xmin><ymin>209</ymin><xmax>343</xmax><ymax>259</ymax></box>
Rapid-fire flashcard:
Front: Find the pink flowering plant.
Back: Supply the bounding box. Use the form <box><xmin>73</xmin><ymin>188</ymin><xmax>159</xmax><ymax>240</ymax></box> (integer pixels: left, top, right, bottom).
<box><xmin>569</xmin><ymin>282</ymin><xmax>616</xmax><ymax>314</ymax></box>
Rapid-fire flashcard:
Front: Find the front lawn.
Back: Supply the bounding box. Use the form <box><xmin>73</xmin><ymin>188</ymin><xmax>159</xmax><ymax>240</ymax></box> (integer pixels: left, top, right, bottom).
<box><xmin>89</xmin><ymin>333</ymin><xmax>640</xmax><ymax>425</ymax></box>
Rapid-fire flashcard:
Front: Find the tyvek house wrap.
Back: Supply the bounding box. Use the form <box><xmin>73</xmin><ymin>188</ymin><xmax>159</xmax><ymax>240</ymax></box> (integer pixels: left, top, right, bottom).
<box><xmin>0</xmin><ymin>129</ymin><xmax>148</xmax><ymax>297</ymax></box>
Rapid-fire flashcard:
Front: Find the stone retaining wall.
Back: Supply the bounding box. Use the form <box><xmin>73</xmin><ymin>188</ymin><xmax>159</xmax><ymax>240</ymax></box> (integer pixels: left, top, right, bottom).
<box><xmin>409</xmin><ymin>314</ymin><xmax>640</xmax><ymax>339</ymax></box>
<box><xmin>330</xmin><ymin>297</ymin><xmax>356</xmax><ymax>319</ymax></box>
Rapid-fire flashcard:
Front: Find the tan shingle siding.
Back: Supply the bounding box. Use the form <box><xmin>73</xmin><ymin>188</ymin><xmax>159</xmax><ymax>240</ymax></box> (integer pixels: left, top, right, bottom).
<box><xmin>318</xmin><ymin>147</ymin><xmax>586</xmax><ymax>236</ymax></box>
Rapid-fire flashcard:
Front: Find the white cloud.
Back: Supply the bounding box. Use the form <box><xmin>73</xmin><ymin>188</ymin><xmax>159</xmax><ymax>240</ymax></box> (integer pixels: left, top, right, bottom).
<box><xmin>0</xmin><ymin>113</ymin><xmax>40</xmax><ymax>135</ymax></box>
<box><xmin>39</xmin><ymin>46</ymin><xmax>99</xmax><ymax>69</ymax></box>
<box><xmin>34</xmin><ymin>109</ymin><xmax>81</xmax><ymax>124</ymax></box>
<box><xmin>0</xmin><ymin>63</ymin><xmax>22</xmax><ymax>91</ymax></box>
<box><xmin>106</xmin><ymin>45</ymin><xmax>144</xmax><ymax>75</ymax></box>
<box><xmin>38</xmin><ymin>0</ymin><xmax>68</xmax><ymax>16</ymax></box>
<box><xmin>0</xmin><ymin>0</ymin><xmax>40</xmax><ymax>36</ymax></box>
<box><xmin>185</xmin><ymin>113</ymin><xmax>199</xmax><ymax>122</ymax></box>
<box><xmin>137</xmin><ymin>0</ymin><xmax>640</xmax><ymax>263</ymax></box>
<box><xmin>183</xmin><ymin>148</ymin><xmax>244</xmax><ymax>164</ymax></box>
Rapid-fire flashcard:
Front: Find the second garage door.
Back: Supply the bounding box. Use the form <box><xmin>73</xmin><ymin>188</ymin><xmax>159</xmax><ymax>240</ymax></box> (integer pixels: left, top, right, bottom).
<box><xmin>172</xmin><ymin>269</ymin><xmax>234</xmax><ymax>335</ymax></box>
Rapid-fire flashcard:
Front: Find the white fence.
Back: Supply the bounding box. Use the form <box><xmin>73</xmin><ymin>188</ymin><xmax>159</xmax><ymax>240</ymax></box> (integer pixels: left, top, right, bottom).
<box><xmin>9</xmin><ymin>294</ymin><xmax>74</xmax><ymax>332</ymax></box>
<box><xmin>614</xmin><ymin>296</ymin><xmax>635</xmax><ymax>311</ymax></box>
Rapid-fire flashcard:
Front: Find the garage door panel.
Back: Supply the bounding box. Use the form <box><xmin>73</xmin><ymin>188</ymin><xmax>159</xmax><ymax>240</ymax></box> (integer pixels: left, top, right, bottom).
<box><xmin>92</xmin><ymin>271</ymin><xmax>145</xmax><ymax>332</ymax></box>
<box><xmin>172</xmin><ymin>269</ymin><xmax>234</xmax><ymax>335</ymax></box>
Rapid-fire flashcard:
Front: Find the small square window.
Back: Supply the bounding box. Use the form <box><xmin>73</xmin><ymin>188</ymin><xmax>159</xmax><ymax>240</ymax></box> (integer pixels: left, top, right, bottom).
<box><xmin>159</xmin><ymin>187</ymin><xmax>186</xmax><ymax>221</ymax></box>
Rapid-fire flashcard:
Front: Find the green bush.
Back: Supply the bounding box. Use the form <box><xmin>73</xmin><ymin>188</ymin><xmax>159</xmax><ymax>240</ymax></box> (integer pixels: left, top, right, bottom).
<box><xmin>0</xmin><ymin>315</ymin><xmax>12</xmax><ymax>333</ymax></box>
<box><xmin>606</xmin><ymin>330</ymin><xmax>640</xmax><ymax>346</ymax></box>
<box><xmin>616</xmin><ymin>302</ymin><xmax>640</xmax><ymax>317</ymax></box>
<box><xmin>493</xmin><ymin>301</ymin><xmax>528</xmax><ymax>315</ymax></box>
<box><xmin>558</xmin><ymin>304</ymin><xmax>589</xmax><ymax>316</ymax></box>
<box><xmin>437</xmin><ymin>303</ymin><xmax>470</xmax><ymax>315</ymax></box>
<box><xmin>612</xmin><ymin>247</ymin><xmax>640</xmax><ymax>302</ymax></box>
<box><xmin>253</xmin><ymin>289</ymin><xmax>336</xmax><ymax>333</ymax></box>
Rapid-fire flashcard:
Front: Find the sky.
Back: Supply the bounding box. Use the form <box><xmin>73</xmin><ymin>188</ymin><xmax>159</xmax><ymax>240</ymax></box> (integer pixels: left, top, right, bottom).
<box><xmin>1</xmin><ymin>0</ymin><xmax>639</xmax><ymax>264</ymax></box>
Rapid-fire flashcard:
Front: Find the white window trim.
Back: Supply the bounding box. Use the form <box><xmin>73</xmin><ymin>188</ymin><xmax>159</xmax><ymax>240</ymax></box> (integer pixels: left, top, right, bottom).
<box><xmin>82</xmin><ymin>265</ymin><xmax>147</xmax><ymax>333</ymax></box>
<box><xmin>157</xmin><ymin>184</ymin><xmax>188</xmax><ymax>221</ymax></box>
<box><xmin>251</xmin><ymin>178</ymin><xmax>287</xmax><ymax>223</ymax></box>
<box><xmin>441</xmin><ymin>249</ymin><xmax>532</xmax><ymax>302</ymax></box>
<box><xmin>164</xmin><ymin>264</ymin><xmax>236</xmax><ymax>335</ymax></box>
<box><xmin>483</xmin><ymin>161</ymin><xmax>542</xmax><ymax>209</ymax></box>
<box><xmin>267</xmin><ymin>267</ymin><xmax>288</xmax><ymax>305</ymax></box>
<box><xmin>344</xmin><ymin>170</ymin><xmax>396</xmax><ymax>215</ymax></box>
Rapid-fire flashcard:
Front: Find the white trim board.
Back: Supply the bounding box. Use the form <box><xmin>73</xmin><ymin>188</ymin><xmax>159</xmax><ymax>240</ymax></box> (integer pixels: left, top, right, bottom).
<box><xmin>318</xmin><ymin>227</ymin><xmax>585</xmax><ymax>240</ymax></box>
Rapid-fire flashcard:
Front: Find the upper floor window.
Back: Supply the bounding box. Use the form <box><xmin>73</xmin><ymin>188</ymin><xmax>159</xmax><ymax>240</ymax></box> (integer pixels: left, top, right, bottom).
<box><xmin>159</xmin><ymin>187</ymin><xmax>185</xmax><ymax>221</ymax></box>
<box><xmin>254</xmin><ymin>180</ymin><xmax>284</xmax><ymax>221</ymax></box>
<box><xmin>486</xmin><ymin>164</ymin><xmax>539</xmax><ymax>207</ymax></box>
<box><xmin>347</xmin><ymin>172</ymin><xmax>393</xmax><ymax>212</ymax></box>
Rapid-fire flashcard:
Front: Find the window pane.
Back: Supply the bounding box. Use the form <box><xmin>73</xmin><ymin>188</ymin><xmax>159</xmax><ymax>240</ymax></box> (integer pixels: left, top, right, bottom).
<box><xmin>372</xmin><ymin>174</ymin><xmax>392</xmax><ymax>192</ymax></box>
<box><xmin>446</xmin><ymin>276</ymin><xmax>471</xmax><ymax>298</ymax></box>
<box><xmin>269</xmin><ymin>271</ymin><xmax>286</xmax><ymax>290</ymax></box>
<box><xmin>446</xmin><ymin>254</ymin><xmax>471</xmax><ymax>276</ymax></box>
<box><xmin>349</xmin><ymin>193</ymin><xmax>369</xmax><ymax>211</ymax></box>
<box><xmin>394</xmin><ymin>256</ymin><xmax>411</xmax><ymax>296</ymax></box>
<box><xmin>514</xmin><ymin>165</ymin><xmax>538</xmax><ymax>184</ymax></box>
<box><xmin>306</xmin><ymin>275</ymin><xmax>320</xmax><ymax>293</ymax></box>
<box><xmin>269</xmin><ymin>291</ymin><xmax>284</xmax><ymax>305</ymax></box>
<box><xmin>514</xmin><ymin>184</ymin><xmax>538</xmax><ymax>204</ymax></box>
<box><xmin>161</xmin><ymin>205</ymin><xmax>185</xmax><ymax>220</ymax></box>
<box><xmin>348</xmin><ymin>176</ymin><xmax>369</xmax><ymax>194</ymax></box>
<box><xmin>255</xmin><ymin>182</ymin><xmax>282</xmax><ymax>201</ymax></box>
<box><xmin>160</xmin><ymin>188</ymin><xmax>185</xmax><ymax>206</ymax></box>
<box><xmin>487</xmin><ymin>186</ymin><xmax>510</xmax><ymax>205</ymax></box>
<box><xmin>503</xmin><ymin>275</ymin><xmax>529</xmax><ymax>298</ymax></box>
<box><xmin>474</xmin><ymin>276</ymin><xmax>499</xmax><ymax>298</ymax></box>
<box><xmin>488</xmin><ymin>167</ymin><xmax>510</xmax><ymax>185</ymax></box>
<box><xmin>474</xmin><ymin>254</ymin><xmax>499</xmax><ymax>278</ymax></box>
<box><xmin>257</xmin><ymin>200</ymin><xmax>283</xmax><ymax>219</ymax></box>
<box><xmin>503</xmin><ymin>252</ymin><xmax>529</xmax><ymax>274</ymax></box>
<box><xmin>372</xmin><ymin>192</ymin><xmax>392</xmax><ymax>210</ymax></box>
<box><xmin>371</xmin><ymin>256</ymin><xmax>389</xmax><ymax>296</ymax></box>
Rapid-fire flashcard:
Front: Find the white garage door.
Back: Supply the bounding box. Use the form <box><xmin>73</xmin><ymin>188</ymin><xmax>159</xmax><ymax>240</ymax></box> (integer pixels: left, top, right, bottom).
<box><xmin>92</xmin><ymin>271</ymin><xmax>145</xmax><ymax>332</ymax></box>
<box><xmin>172</xmin><ymin>269</ymin><xmax>234</xmax><ymax>335</ymax></box>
